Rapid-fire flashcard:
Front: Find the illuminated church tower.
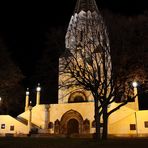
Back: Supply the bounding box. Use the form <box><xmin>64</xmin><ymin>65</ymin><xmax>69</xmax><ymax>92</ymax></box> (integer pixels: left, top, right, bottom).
<box><xmin>0</xmin><ymin>0</ymin><xmax>142</xmax><ymax>137</ymax></box>
<box><xmin>58</xmin><ymin>0</ymin><xmax>111</xmax><ymax>104</ymax></box>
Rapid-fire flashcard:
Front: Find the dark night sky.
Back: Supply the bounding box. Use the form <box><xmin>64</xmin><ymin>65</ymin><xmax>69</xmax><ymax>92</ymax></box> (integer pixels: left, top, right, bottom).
<box><xmin>0</xmin><ymin>0</ymin><xmax>148</xmax><ymax>85</ymax></box>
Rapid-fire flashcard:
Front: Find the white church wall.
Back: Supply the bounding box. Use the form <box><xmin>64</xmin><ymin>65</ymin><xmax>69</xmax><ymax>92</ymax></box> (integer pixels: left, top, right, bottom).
<box><xmin>18</xmin><ymin>105</ymin><xmax>49</xmax><ymax>129</ymax></box>
<box><xmin>136</xmin><ymin>110</ymin><xmax>148</xmax><ymax>136</ymax></box>
<box><xmin>50</xmin><ymin>102</ymin><xmax>94</xmax><ymax>120</ymax></box>
<box><xmin>108</xmin><ymin>103</ymin><xmax>139</xmax><ymax>136</ymax></box>
<box><xmin>31</xmin><ymin>105</ymin><xmax>49</xmax><ymax>129</ymax></box>
<box><xmin>49</xmin><ymin>102</ymin><xmax>95</xmax><ymax>133</ymax></box>
<box><xmin>0</xmin><ymin>115</ymin><xmax>28</xmax><ymax>136</ymax></box>
<box><xmin>108</xmin><ymin>103</ymin><xmax>136</xmax><ymax>124</ymax></box>
<box><xmin>108</xmin><ymin>109</ymin><xmax>148</xmax><ymax>137</ymax></box>
<box><xmin>108</xmin><ymin>112</ymin><xmax>137</xmax><ymax>136</ymax></box>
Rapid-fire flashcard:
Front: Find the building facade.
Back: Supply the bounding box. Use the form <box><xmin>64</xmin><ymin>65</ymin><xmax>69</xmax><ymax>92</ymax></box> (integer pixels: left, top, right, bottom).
<box><xmin>0</xmin><ymin>0</ymin><xmax>148</xmax><ymax>137</ymax></box>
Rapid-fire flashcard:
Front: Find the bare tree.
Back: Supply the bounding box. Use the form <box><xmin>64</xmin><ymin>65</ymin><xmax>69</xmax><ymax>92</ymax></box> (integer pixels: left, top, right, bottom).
<box><xmin>0</xmin><ymin>38</ymin><xmax>24</xmax><ymax>116</ymax></box>
<box><xmin>59</xmin><ymin>8</ymin><xmax>140</xmax><ymax>140</ymax></box>
<box><xmin>58</xmin><ymin>7</ymin><xmax>108</xmax><ymax>139</ymax></box>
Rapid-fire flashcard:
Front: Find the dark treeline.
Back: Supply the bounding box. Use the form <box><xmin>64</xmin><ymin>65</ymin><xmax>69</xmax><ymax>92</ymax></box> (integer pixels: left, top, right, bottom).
<box><xmin>0</xmin><ymin>38</ymin><xmax>25</xmax><ymax>116</ymax></box>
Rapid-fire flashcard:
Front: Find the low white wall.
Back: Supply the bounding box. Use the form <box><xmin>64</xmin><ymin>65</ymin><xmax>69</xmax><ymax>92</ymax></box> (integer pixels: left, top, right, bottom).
<box><xmin>0</xmin><ymin>115</ymin><xmax>28</xmax><ymax>135</ymax></box>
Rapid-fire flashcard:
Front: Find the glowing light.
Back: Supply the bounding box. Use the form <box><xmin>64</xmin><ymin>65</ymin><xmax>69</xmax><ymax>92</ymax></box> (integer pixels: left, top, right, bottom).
<box><xmin>26</xmin><ymin>88</ymin><xmax>29</xmax><ymax>95</ymax></box>
<box><xmin>36</xmin><ymin>83</ymin><xmax>41</xmax><ymax>92</ymax></box>
<box><xmin>132</xmin><ymin>81</ymin><xmax>138</xmax><ymax>88</ymax></box>
<box><xmin>0</xmin><ymin>97</ymin><xmax>1</xmax><ymax>102</ymax></box>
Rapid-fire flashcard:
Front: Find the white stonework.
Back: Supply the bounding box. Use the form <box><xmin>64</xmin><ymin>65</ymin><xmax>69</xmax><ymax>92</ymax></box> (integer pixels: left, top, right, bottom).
<box><xmin>0</xmin><ymin>115</ymin><xmax>28</xmax><ymax>136</ymax></box>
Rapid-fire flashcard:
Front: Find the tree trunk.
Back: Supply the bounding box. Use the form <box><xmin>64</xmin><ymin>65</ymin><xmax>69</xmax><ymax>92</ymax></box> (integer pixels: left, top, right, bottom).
<box><xmin>94</xmin><ymin>98</ymin><xmax>101</xmax><ymax>141</ymax></box>
<box><xmin>102</xmin><ymin>105</ymin><xmax>108</xmax><ymax>140</ymax></box>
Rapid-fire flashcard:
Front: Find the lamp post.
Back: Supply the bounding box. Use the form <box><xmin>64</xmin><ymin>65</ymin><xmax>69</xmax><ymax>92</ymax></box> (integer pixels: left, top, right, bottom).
<box><xmin>25</xmin><ymin>88</ymin><xmax>30</xmax><ymax>111</ymax></box>
<box><xmin>36</xmin><ymin>83</ymin><xmax>41</xmax><ymax>105</ymax></box>
<box><xmin>132</xmin><ymin>81</ymin><xmax>139</xmax><ymax>136</ymax></box>
<box><xmin>132</xmin><ymin>81</ymin><xmax>139</xmax><ymax>110</ymax></box>
<box><xmin>28</xmin><ymin>104</ymin><xmax>32</xmax><ymax>134</ymax></box>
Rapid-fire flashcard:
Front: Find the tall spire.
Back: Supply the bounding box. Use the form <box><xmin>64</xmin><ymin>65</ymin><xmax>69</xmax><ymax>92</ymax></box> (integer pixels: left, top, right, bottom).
<box><xmin>65</xmin><ymin>0</ymin><xmax>111</xmax><ymax>86</ymax></box>
<box><xmin>74</xmin><ymin>0</ymin><xmax>99</xmax><ymax>13</ymax></box>
<box><xmin>65</xmin><ymin>0</ymin><xmax>109</xmax><ymax>54</ymax></box>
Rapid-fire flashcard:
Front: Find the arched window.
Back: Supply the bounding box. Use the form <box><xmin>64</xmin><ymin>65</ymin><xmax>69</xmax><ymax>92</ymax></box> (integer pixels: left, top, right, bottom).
<box><xmin>54</xmin><ymin>119</ymin><xmax>60</xmax><ymax>134</ymax></box>
<box><xmin>92</xmin><ymin>120</ymin><xmax>96</xmax><ymax>128</ymax></box>
<box><xmin>73</xmin><ymin>95</ymin><xmax>84</xmax><ymax>102</ymax></box>
<box><xmin>83</xmin><ymin>119</ymin><xmax>90</xmax><ymax>133</ymax></box>
<box><xmin>48</xmin><ymin>122</ymin><xmax>53</xmax><ymax>129</ymax></box>
<box><xmin>68</xmin><ymin>91</ymin><xmax>87</xmax><ymax>103</ymax></box>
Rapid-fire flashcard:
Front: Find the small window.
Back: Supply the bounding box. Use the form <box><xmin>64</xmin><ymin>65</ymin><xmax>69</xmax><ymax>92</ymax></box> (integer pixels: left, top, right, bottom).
<box><xmin>48</xmin><ymin>122</ymin><xmax>53</xmax><ymax>129</ymax></box>
<box><xmin>10</xmin><ymin>125</ymin><xmax>14</xmax><ymax>131</ymax></box>
<box><xmin>92</xmin><ymin>120</ymin><xmax>96</xmax><ymax>128</ymax></box>
<box><xmin>144</xmin><ymin>121</ymin><xmax>148</xmax><ymax>128</ymax></box>
<box><xmin>1</xmin><ymin>124</ymin><xmax>5</xmax><ymax>129</ymax></box>
<box><xmin>130</xmin><ymin>124</ymin><xmax>136</xmax><ymax>130</ymax></box>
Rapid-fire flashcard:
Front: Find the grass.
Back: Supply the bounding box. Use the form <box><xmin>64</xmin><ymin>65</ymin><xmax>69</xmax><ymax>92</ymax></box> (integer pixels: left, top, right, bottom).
<box><xmin>0</xmin><ymin>137</ymin><xmax>148</xmax><ymax>148</ymax></box>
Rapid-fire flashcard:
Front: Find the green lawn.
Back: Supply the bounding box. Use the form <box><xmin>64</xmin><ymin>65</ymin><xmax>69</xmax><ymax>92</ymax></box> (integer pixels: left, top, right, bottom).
<box><xmin>0</xmin><ymin>137</ymin><xmax>148</xmax><ymax>148</ymax></box>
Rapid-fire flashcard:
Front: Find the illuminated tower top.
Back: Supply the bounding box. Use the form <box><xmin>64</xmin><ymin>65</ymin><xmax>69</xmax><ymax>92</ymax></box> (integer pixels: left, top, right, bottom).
<box><xmin>74</xmin><ymin>0</ymin><xmax>99</xmax><ymax>13</ymax></box>
<box><xmin>65</xmin><ymin>0</ymin><xmax>110</xmax><ymax>56</ymax></box>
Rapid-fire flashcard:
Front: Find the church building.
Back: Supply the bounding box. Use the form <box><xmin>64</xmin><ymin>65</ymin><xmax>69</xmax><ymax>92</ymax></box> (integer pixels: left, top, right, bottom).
<box><xmin>0</xmin><ymin>0</ymin><xmax>148</xmax><ymax>137</ymax></box>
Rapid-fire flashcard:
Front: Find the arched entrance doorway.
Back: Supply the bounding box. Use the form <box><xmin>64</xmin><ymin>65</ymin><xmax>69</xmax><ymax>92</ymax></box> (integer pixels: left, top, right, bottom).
<box><xmin>60</xmin><ymin>110</ymin><xmax>83</xmax><ymax>134</ymax></box>
<box><xmin>67</xmin><ymin>119</ymin><xmax>79</xmax><ymax>134</ymax></box>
